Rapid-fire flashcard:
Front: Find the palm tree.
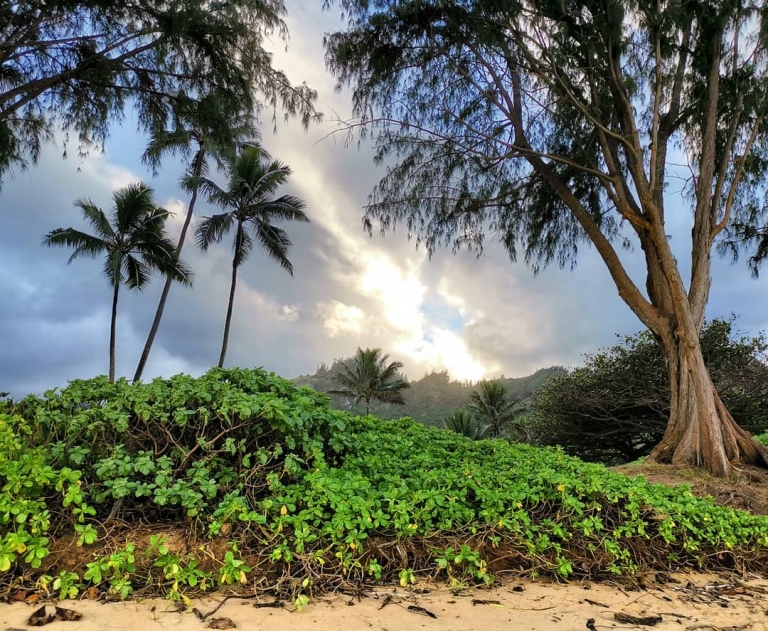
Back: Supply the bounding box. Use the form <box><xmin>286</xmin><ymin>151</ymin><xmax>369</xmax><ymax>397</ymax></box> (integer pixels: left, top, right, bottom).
<box><xmin>132</xmin><ymin>95</ymin><xmax>257</xmax><ymax>382</ymax></box>
<box><xmin>195</xmin><ymin>145</ymin><xmax>308</xmax><ymax>368</ymax></box>
<box><xmin>330</xmin><ymin>348</ymin><xmax>411</xmax><ymax>415</ymax></box>
<box><xmin>444</xmin><ymin>408</ymin><xmax>489</xmax><ymax>440</ymax></box>
<box><xmin>468</xmin><ymin>381</ymin><xmax>528</xmax><ymax>441</ymax></box>
<box><xmin>44</xmin><ymin>183</ymin><xmax>192</xmax><ymax>382</ymax></box>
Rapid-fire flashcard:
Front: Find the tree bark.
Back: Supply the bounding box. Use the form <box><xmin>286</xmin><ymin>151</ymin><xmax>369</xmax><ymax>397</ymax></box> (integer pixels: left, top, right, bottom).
<box><xmin>109</xmin><ymin>281</ymin><xmax>120</xmax><ymax>383</ymax></box>
<box><xmin>132</xmin><ymin>152</ymin><xmax>203</xmax><ymax>383</ymax></box>
<box><xmin>218</xmin><ymin>222</ymin><xmax>242</xmax><ymax>368</ymax></box>
<box><xmin>648</xmin><ymin>323</ymin><xmax>768</xmax><ymax>476</ymax></box>
<box><xmin>365</xmin><ymin>397</ymin><xmax>371</xmax><ymax>416</ymax></box>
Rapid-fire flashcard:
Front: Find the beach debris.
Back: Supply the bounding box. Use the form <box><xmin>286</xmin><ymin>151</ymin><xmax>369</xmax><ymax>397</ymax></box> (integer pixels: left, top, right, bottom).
<box><xmin>253</xmin><ymin>600</ymin><xmax>284</xmax><ymax>609</ymax></box>
<box><xmin>472</xmin><ymin>599</ymin><xmax>502</xmax><ymax>606</ymax></box>
<box><xmin>658</xmin><ymin>612</ymin><xmax>693</xmax><ymax>620</ymax></box>
<box><xmin>207</xmin><ymin>617</ymin><xmax>236</xmax><ymax>630</ymax></box>
<box><xmin>407</xmin><ymin>605</ymin><xmax>437</xmax><ymax>619</ymax></box>
<box><xmin>586</xmin><ymin>618</ymin><xmax>597</xmax><ymax>631</ymax></box>
<box><xmin>614</xmin><ymin>612</ymin><xmax>663</xmax><ymax>626</ymax></box>
<box><xmin>26</xmin><ymin>605</ymin><xmax>82</xmax><ymax>626</ymax></box>
<box><xmin>675</xmin><ymin>581</ymin><xmax>766</xmax><ymax>610</ymax></box>
<box><xmin>27</xmin><ymin>605</ymin><xmax>58</xmax><ymax>626</ymax></box>
<box><xmin>584</xmin><ymin>598</ymin><xmax>609</xmax><ymax>608</ymax></box>
<box><xmin>54</xmin><ymin>607</ymin><xmax>82</xmax><ymax>622</ymax></box>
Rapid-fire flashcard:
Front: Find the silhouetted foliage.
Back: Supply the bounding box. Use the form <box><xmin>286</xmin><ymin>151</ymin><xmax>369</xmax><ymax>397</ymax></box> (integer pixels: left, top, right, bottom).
<box><xmin>0</xmin><ymin>0</ymin><xmax>318</xmax><ymax>184</ymax></box>
<box><xmin>443</xmin><ymin>408</ymin><xmax>489</xmax><ymax>440</ymax></box>
<box><xmin>295</xmin><ymin>362</ymin><xmax>564</xmax><ymax>426</ymax></box>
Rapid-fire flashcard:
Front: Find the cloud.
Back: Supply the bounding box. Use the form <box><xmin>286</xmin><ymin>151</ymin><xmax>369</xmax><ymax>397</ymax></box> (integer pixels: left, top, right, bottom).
<box><xmin>3</xmin><ymin>3</ymin><xmax>768</xmax><ymax>399</ymax></box>
<box><xmin>317</xmin><ymin>300</ymin><xmax>365</xmax><ymax>337</ymax></box>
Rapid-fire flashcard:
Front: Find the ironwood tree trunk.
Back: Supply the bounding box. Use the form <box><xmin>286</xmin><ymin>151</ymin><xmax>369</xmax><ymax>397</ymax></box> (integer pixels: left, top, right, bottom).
<box><xmin>648</xmin><ymin>324</ymin><xmax>768</xmax><ymax>475</ymax></box>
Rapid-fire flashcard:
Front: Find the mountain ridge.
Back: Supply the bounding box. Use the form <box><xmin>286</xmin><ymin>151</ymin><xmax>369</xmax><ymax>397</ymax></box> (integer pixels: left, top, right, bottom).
<box><xmin>292</xmin><ymin>361</ymin><xmax>566</xmax><ymax>426</ymax></box>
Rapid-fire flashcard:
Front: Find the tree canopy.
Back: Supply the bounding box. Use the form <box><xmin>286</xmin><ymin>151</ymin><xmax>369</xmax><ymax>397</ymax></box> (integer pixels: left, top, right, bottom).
<box><xmin>329</xmin><ymin>347</ymin><xmax>411</xmax><ymax>415</ymax></box>
<box><xmin>43</xmin><ymin>183</ymin><xmax>190</xmax><ymax>381</ymax></box>
<box><xmin>468</xmin><ymin>380</ymin><xmax>528</xmax><ymax>440</ymax></box>
<box><xmin>325</xmin><ymin>0</ymin><xmax>768</xmax><ymax>475</ymax></box>
<box><xmin>196</xmin><ymin>145</ymin><xmax>308</xmax><ymax>368</ymax></box>
<box><xmin>0</xmin><ymin>0</ymin><xmax>318</xmax><ymax>184</ymax></box>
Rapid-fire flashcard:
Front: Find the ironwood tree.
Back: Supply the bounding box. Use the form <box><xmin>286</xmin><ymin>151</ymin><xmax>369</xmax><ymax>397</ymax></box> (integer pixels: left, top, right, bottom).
<box><xmin>325</xmin><ymin>0</ymin><xmax>768</xmax><ymax>475</ymax></box>
<box><xmin>531</xmin><ymin>319</ymin><xmax>768</xmax><ymax>464</ymax></box>
<box><xmin>0</xmin><ymin>0</ymin><xmax>318</xmax><ymax>184</ymax></box>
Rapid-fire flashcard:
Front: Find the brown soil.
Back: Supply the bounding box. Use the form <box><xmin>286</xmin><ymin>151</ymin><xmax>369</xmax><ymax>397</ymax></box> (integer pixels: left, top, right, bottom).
<box><xmin>612</xmin><ymin>462</ymin><xmax>768</xmax><ymax>514</ymax></box>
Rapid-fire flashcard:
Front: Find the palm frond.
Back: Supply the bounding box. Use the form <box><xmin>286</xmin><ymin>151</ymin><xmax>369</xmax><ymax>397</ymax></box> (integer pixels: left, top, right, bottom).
<box><xmin>468</xmin><ymin>381</ymin><xmax>524</xmax><ymax>439</ymax></box>
<box><xmin>43</xmin><ymin>228</ymin><xmax>108</xmax><ymax>263</ymax></box>
<box><xmin>134</xmin><ymin>235</ymin><xmax>194</xmax><ymax>286</ymax></box>
<box><xmin>253</xmin><ymin>195</ymin><xmax>309</xmax><ymax>223</ymax></box>
<box><xmin>73</xmin><ymin>199</ymin><xmax>115</xmax><ymax>240</ymax></box>
<box><xmin>112</xmin><ymin>183</ymin><xmax>158</xmax><ymax>234</ymax></box>
<box><xmin>329</xmin><ymin>348</ymin><xmax>410</xmax><ymax>411</ymax></box>
<box><xmin>102</xmin><ymin>250</ymin><xmax>123</xmax><ymax>287</ymax></box>
<box><xmin>244</xmin><ymin>161</ymin><xmax>292</xmax><ymax>200</ymax></box>
<box><xmin>143</xmin><ymin>128</ymin><xmax>193</xmax><ymax>174</ymax></box>
<box><xmin>233</xmin><ymin>228</ymin><xmax>253</xmax><ymax>268</ymax></box>
<box><xmin>122</xmin><ymin>254</ymin><xmax>151</xmax><ymax>291</ymax></box>
<box><xmin>444</xmin><ymin>409</ymin><xmax>490</xmax><ymax>440</ymax></box>
<box><xmin>180</xmin><ymin>157</ymin><xmax>211</xmax><ymax>194</ymax></box>
<box><xmin>196</xmin><ymin>212</ymin><xmax>235</xmax><ymax>250</ymax></box>
<box><xmin>253</xmin><ymin>222</ymin><xmax>293</xmax><ymax>274</ymax></box>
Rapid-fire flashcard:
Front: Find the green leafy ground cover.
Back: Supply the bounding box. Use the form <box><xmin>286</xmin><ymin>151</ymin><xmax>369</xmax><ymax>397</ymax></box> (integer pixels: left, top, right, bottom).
<box><xmin>2</xmin><ymin>369</ymin><xmax>768</xmax><ymax>604</ymax></box>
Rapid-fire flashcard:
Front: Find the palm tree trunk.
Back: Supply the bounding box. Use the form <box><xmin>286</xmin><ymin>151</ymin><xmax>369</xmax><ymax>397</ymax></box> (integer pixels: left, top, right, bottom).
<box><xmin>109</xmin><ymin>281</ymin><xmax>120</xmax><ymax>383</ymax></box>
<box><xmin>133</xmin><ymin>153</ymin><xmax>204</xmax><ymax>383</ymax></box>
<box><xmin>365</xmin><ymin>397</ymin><xmax>371</xmax><ymax>415</ymax></box>
<box><xmin>218</xmin><ymin>221</ymin><xmax>243</xmax><ymax>368</ymax></box>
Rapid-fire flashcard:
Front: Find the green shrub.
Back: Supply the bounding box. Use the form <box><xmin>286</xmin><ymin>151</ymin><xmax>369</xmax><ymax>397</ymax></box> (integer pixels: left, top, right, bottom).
<box><xmin>0</xmin><ymin>414</ymin><xmax>94</xmax><ymax>574</ymax></box>
<box><xmin>3</xmin><ymin>369</ymin><xmax>768</xmax><ymax>596</ymax></box>
<box><xmin>531</xmin><ymin>319</ymin><xmax>768</xmax><ymax>464</ymax></box>
<box><xmin>5</xmin><ymin>368</ymin><xmax>351</xmax><ymax>527</ymax></box>
<box><xmin>260</xmin><ymin>418</ymin><xmax>768</xmax><ymax>579</ymax></box>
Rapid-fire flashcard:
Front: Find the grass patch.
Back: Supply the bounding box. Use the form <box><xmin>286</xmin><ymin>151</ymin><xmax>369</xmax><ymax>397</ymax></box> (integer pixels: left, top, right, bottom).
<box><xmin>2</xmin><ymin>369</ymin><xmax>768</xmax><ymax>603</ymax></box>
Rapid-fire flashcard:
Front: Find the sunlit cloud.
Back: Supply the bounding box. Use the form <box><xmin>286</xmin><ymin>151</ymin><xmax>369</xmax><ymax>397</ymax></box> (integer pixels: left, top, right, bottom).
<box><xmin>237</xmin><ymin>284</ymin><xmax>301</xmax><ymax>323</ymax></box>
<box><xmin>317</xmin><ymin>300</ymin><xmax>365</xmax><ymax>337</ymax></box>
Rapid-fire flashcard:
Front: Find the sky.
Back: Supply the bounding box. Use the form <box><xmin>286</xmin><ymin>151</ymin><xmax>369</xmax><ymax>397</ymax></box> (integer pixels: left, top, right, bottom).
<box><xmin>2</xmin><ymin>3</ymin><xmax>768</xmax><ymax>398</ymax></box>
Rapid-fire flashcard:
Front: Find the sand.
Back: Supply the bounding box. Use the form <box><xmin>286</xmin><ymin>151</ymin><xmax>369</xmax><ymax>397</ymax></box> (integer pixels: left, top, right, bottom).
<box><xmin>3</xmin><ymin>574</ymin><xmax>768</xmax><ymax>631</ymax></box>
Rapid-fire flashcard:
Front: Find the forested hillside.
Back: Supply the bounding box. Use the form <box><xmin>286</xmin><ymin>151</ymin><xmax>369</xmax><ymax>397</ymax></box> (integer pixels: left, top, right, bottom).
<box><xmin>293</xmin><ymin>361</ymin><xmax>565</xmax><ymax>426</ymax></box>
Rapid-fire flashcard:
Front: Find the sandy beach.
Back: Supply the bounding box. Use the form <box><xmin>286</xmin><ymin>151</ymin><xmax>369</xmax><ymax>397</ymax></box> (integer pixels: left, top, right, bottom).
<box><xmin>3</xmin><ymin>574</ymin><xmax>768</xmax><ymax>631</ymax></box>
